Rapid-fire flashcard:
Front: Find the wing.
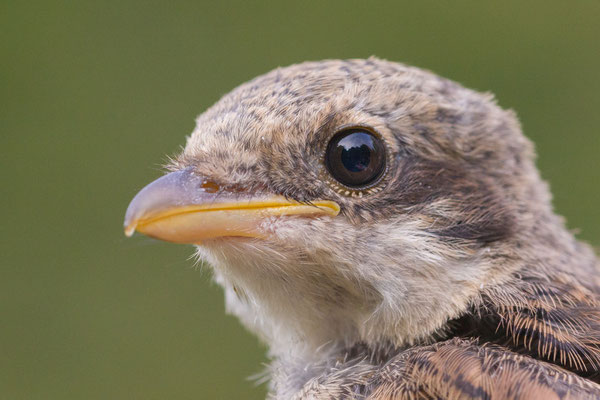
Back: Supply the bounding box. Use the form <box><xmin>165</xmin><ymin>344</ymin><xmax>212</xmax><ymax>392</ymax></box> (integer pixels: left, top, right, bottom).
<box><xmin>366</xmin><ymin>338</ymin><xmax>600</xmax><ymax>400</ymax></box>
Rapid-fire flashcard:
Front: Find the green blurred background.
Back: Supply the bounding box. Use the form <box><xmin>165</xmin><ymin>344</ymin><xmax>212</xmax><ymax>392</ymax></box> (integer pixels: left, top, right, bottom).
<box><xmin>2</xmin><ymin>1</ymin><xmax>599</xmax><ymax>399</ymax></box>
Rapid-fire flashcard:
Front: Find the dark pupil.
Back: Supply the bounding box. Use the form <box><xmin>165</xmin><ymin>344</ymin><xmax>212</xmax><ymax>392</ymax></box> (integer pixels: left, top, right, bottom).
<box><xmin>326</xmin><ymin>129</ymin><xmax>385</xmax><ymax>188</ymax></box>
<box><xmin>341</xmin><ymin>139</ymin><xmax>371</xmax><ymax>172</ymax></box>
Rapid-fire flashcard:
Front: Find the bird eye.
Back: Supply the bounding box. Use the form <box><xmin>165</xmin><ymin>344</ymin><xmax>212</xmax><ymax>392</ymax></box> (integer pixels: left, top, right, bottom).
<box><xmin>325</xmin><ymin>128</ymin><xmax>386</xmax><ymax>189</ymax></box>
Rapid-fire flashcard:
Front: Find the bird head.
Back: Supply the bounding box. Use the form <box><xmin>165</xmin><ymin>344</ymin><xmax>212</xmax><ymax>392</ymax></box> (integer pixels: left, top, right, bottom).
<box><xmin>124</xmin><ymin>58</ymin><xmax>550</xmax><ymax>363</ymax></box>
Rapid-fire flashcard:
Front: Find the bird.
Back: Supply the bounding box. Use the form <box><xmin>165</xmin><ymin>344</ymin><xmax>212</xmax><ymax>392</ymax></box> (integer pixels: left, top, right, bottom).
<box><xmin>124</xmin><ymin>58</ymin><xmax>600</xmax><ymax>399</ymax></box>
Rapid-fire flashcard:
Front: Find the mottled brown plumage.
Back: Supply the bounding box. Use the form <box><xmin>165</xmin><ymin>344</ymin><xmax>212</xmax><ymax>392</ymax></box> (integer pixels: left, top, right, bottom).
<box><xmin>125</xmin><ymin>58</ymin><xmax>600</xmax><ymax>399</ymax></box>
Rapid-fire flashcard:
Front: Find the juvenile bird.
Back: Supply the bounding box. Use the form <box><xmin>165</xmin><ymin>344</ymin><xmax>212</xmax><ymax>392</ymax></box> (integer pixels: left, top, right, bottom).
<box><xmin>124</xmin><ymin>58</ymin><xmax>600</xmax><ymax>399</ymax></box>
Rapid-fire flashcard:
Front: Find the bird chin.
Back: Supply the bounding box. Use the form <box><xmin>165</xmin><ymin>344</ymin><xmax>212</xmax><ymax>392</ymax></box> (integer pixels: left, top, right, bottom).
<box><xmin>193</xmin><ymin>235</ymin><xmax>281</xmax><ymax>260</ymax></box>
<box><xmin>193</xmin><ymin>235</ymin><xmax>291</xmax><ymax>274</ymax></box>
<box><xmin>191</xmin><ymin>233</ymin><xmax>374</xmax><ymax>360</ymax></box>
<box><xmin>192</xmin><ymin>238</ymin><xmax>316</xmax><ymax>357</ymax></box>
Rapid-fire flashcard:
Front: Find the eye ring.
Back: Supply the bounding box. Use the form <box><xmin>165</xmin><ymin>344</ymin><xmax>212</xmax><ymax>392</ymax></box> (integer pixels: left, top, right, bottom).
<box><xmin>324</xmin><ymin>127</ymin><xmax>387</xmax><ymax>192</ymax></box>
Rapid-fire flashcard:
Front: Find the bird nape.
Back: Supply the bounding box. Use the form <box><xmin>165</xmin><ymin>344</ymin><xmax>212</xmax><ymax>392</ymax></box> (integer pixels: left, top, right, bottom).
<box><xmin>124</xmin><ymin>58</ymin><xmax>600</xmax><ymax>399</ymax></box>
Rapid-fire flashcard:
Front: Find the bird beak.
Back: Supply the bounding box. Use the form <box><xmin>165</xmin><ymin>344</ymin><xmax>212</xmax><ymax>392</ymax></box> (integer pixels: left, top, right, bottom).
<box><xmin>123</xmin><ymin>168</ymin><xmax>340</xmax><ymax>244</ymax></box>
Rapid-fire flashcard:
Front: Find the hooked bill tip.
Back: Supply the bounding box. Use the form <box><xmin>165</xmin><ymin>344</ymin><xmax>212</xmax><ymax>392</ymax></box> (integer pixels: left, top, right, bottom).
<box><xmin>124</xmin><ymin>224</ymin><xmax>136</xmax><ymax>237</ymax></box>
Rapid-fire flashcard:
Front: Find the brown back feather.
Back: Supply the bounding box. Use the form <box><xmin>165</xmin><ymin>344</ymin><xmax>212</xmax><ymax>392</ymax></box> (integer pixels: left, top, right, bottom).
<box><xmin>366</xmin><ymin>338</ymin><xmax>600</xmax><ymax>400</ymax></box>
<box><xmin>449</xmin><ymin>274</ymin><xmax>600</xmax><ymax>381</ymax></box>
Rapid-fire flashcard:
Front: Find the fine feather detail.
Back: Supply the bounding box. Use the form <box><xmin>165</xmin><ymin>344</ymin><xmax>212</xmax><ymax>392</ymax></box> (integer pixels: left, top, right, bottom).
<box><xmin>482</xmin><ymin>276</ymin><xmax>600</xmax><ymax>376</ymax></box>
<box><xmin>366</xmin><ymin>339</ymin><xmax>600</xmax><ymax>400</ymax></box>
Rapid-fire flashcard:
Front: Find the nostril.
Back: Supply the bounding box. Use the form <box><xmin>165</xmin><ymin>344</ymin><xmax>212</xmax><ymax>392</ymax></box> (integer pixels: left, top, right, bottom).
<box><xmin>200</xmin><ymin>180</ymin><xmax>220</xmax><ymax>193</ymax></box>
